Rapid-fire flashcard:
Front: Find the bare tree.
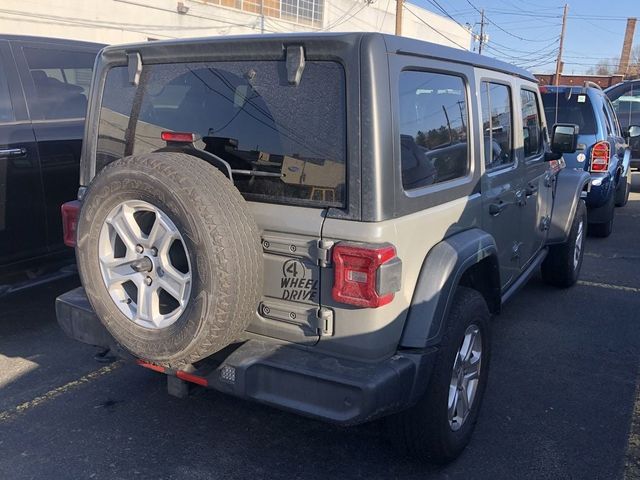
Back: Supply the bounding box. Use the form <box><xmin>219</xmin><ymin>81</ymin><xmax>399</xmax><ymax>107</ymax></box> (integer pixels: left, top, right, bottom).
<box><xmin>627</xmin><ymin>44</ymin><xmax>640</xmax><ymax>79</ymax></box>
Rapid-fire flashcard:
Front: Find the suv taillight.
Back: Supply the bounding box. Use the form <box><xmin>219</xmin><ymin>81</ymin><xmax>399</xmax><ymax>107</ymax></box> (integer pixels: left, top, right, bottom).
<box><xmin>332</xmin><ymin>243</ymin><xmax>402</xmax><ymax>308</ymax></box>
<box><xmin>590</xmin><ymin>141</ymin><xmax>610</xmax><ymax>172</ymax></box>
<box><xmin>61</xmin><ymin>200</ymin><xmax>81</xmax><ymax>247</ymax></box>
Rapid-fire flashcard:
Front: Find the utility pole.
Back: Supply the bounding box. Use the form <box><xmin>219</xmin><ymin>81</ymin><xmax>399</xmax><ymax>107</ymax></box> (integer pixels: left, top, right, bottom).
<box><xmin>478</xmin><ymin>9</ymin><xmax>485</xmax><ymax>54</ymax></box>
<box><xmin>260</xmin><ymin>0</ymin><xmax>265</xmax><ymax>34</ymax></box>
<box><xmin>395</xmin><ymin>0</ymin><xmax>403</xmax><ymax>36</ymax></box>
<box><xmin>554</xmin><ymin>4</ymin><xmax>568</xmax><ymax>86</ymax></box>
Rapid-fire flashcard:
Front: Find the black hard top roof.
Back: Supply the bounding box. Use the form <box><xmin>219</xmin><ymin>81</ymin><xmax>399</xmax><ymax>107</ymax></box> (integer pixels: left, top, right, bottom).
<box><xmin>0</xmin><ymin>34</ymin><xmax>104</xmax><ymax>49</ymax></box>
<box><xmin>100</xmin><ymin>32</ymin><xmax>536</xmax><ymax>82</ymax></box>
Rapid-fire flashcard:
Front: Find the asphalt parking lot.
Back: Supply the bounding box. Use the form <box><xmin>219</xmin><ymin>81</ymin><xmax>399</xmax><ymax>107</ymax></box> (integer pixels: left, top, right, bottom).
<box><xmin>1</xmin><ymin>174</ymin><xmax>640</xmax><ymax>480</ymax></box>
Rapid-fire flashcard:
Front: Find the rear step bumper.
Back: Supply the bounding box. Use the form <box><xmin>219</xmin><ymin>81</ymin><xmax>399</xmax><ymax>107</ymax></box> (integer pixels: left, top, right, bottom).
<box><xmin>56</xmin><ymin>287</ymin><xmax>437</xmax><ymax>425</ymax></box>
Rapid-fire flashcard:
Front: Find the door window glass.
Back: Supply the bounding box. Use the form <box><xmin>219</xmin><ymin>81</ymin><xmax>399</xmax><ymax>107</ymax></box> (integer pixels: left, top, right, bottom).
<box><xmin>611</xmin><ymin>84</ymin><xmax>640</xmax><ymax>119</ymax></box>
<box><xmin>604</xmin><ymin>98</ymin><xmax>621</xmax><ymax>136</ymax></box>
<box><xmin>22</xmin><ymin>46</ymin><xmax>95</xmax><ymax>120</ymax></box>
<box><xmin>399</xmin><ymin>71</ymin><xmax>469</xmax><ymax>190</ymax></box>
<box><xmin>520</xmin><ymin>89</ymin><xmax>543</xmax><ymax>158</ymax></box>
<box><xmin>0</xmin><ymin>70</ymin><xmax>14</xmax><ymax>122</ymax></box>
<box><xmin>480</xmin><ymin>82</ymin><xmax>513</xmax><ymax>170</ymax></box>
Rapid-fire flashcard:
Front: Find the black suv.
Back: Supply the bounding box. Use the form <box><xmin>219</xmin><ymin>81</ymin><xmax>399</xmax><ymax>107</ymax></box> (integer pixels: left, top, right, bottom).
<box><xmin>0</xmin><ymin>35</ymin><xmax>102</xmax><ymax>294</ymax></box>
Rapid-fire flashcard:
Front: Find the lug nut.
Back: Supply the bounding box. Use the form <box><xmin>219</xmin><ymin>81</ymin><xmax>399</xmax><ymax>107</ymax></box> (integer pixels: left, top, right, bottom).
<box><xmin>145</xmin><ymin>276</ymin><xmax>153</xmax><ymax>286</ymax></box>
<box><xmin>135</xmin><ymin>244</ymin><xmax>144</xmax><ymax>254</ymax></box>
<box><xmin>150</xmin><ymin>247</ymin><xmax>158</xmax><ymax>257</ymax></box>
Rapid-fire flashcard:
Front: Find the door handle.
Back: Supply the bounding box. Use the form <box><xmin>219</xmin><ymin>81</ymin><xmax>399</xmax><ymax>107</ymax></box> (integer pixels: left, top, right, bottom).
<box><xmin>0</xmin><ymin>147</ymin><xmax>27</xmax><ymax>159</ymax></box>
<box><xmin>525</xmin><ymin>183</ymin><xmax>538</xmax><ymax>197</ymax></box>
<box><xmin>489</xmin><ymin>202</ymin><xmax>508</xmax><ymax>216</ymax></box>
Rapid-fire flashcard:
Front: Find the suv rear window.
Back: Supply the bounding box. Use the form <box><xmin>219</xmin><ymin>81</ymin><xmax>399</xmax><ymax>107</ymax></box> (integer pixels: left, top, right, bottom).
<box><xmin>541</xmin><ymin>91</ymin><xmax>597</xmax><ymax>135</ymax></box>
<box><xmin>96</xmin><ymin>60</ymin><xmax>347</xmax><ymax>208</ymax></box>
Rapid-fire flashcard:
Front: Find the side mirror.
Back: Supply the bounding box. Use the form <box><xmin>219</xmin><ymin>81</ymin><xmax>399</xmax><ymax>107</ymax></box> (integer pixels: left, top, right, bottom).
<box><xmin>627</xmin><ymin>125</ymin><xmax>640</xmax><ymax>138</ymax></box>
<box><xmin>550</xmin><ymin>123</ymin><xmax>579</xmax><ymax>154</ymax></box>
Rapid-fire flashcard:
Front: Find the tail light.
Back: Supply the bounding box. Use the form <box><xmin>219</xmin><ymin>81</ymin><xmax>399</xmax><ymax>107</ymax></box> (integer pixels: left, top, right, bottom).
<box><xmin>61</xmin><ymin>200</ymin><xmax>81</xmax><ymax>248</ymax></box>
<box><xmin>590</xmin><ymin>141</ymin><xmax>610</xmax><ymax>172</ymax></box>
<box><xmin>332</xmin><ymin>243</ymin><xmax>402</xmax><ymax>308</ymax></box>
<box><xmin>161</xmin><ymin>131</ymin><xmax>195</xmax><ymax>143</ymax></box>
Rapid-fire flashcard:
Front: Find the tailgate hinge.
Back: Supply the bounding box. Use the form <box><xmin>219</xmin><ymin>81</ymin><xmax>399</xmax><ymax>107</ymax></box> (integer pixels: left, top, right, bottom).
<box><xmin>315</xmin><ymin>307</ymin><xmax>334</xmax><ymax>336</ymax></box>
<box><xmin>315</xmin><ymin>239</ymin><xmax>334</xmax><ymax>267</ymax></box>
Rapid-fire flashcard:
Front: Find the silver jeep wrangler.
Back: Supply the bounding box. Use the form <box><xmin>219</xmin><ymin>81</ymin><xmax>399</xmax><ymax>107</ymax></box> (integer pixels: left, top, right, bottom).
<box><xmin>57</xmin><ymin>33</ymin><xmax>590</xmax><ymax>464</ymax></box>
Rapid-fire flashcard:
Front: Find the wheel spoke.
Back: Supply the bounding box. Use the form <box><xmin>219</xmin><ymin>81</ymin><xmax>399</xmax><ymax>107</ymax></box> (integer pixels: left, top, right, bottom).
<box><xmin>464</xmin><ymin>360</ymin><xmax>481</xmax><ymax>382</ymax></box>
<box><xmin>107</xmin><ymin>206</ymin><xmax>142</xmax><ymax>251</ymax></box>
<box><xmin>100</xmin><ymin>257</ymin><xmax>138</xmax><ymax>286</ymax></box>
<box><xmin>136</xmin><ymin>283</ymin><xmax>158</xmax><ymax>324</ymax></box>
<box><xmin>457</xmin><ymin>384</ymin><xmax>470</xmax><ymax>418</ymax></box>
<box><xmin>460</xmin><ymin>331</ymin><xmax>474</xmax><ymax>363</ymax></box>
<box><xmin>147</xmin><ymin>214</ymin><xmax>175</xmax><ymax>251</ymax></box>
<box><xmin>158</xmin><ymin>268</ymin><xmax>189</xmax><ymax>303</ymax></box>
<box><xmin>448</xmin><ymin>385</ymin><xmax>459</xmax><ymax>420</ymax></box>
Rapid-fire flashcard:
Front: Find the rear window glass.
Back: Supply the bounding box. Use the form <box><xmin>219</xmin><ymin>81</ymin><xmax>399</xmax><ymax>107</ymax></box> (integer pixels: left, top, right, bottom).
<box><xmin>97</xmin><ymin>61</ymin><xmax>347</xmax><ymax>208</ymax></box>
<box><xmin>542</xmin><ymin>91</ymin><xmax>597</xmax><ymax>135</ymax></box>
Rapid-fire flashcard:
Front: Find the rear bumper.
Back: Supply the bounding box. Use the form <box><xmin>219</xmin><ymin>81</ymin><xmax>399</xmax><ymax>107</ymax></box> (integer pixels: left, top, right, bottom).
<box><xmin>56</xmin><ymin>288</ymin><xmax>435</xmax><ymax>425</ymax></box>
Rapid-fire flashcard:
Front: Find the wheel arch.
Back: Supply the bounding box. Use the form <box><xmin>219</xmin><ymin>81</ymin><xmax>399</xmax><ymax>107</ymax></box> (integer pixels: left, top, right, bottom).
<box><xmin>547</xmin><ymin>168</ymin><xmax>591</xmax><ymax>244</ymax></box>
<box><xmin>398</xmin><ymin>228</ymin><xmax>500</xmax><ymax>349</ymax></box>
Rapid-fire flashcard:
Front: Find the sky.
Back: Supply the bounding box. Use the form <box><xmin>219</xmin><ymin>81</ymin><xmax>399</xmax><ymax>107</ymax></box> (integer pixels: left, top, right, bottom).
<box><xmin>410</xmin><ymin>0</ymin><xmax>640</xmax><ymax>74</ymax></box>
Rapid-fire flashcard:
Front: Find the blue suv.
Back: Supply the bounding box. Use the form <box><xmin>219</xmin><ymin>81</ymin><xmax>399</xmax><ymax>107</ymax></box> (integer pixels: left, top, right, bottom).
<box><xmin>541</xmin><ymin>84</ymin><xmax>631</xmax><ymax>237</ymax></box>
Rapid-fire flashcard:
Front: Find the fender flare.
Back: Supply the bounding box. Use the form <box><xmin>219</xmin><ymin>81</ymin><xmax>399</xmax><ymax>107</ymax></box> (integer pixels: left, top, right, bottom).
<box><xmin>547</xmin><ymin>168</ymin><xmax>591</xmax><ymax>245</ymax></box>
<box><xmin>621</xmin><ymin>148</ymin><xmax>632</xmax><ymax>178</ymax></box>
<box><xmin>399</xmin><ymin>228</ymin><xmax>499</xmax><ymax>349</ymax></box>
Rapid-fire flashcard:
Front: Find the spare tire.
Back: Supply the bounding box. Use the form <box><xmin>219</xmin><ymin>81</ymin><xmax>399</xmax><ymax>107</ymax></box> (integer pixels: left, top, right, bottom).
<box><xmin>76</xmin><ymin>152</ymin><xmax>263</xmax><ymax>367</ymax></box>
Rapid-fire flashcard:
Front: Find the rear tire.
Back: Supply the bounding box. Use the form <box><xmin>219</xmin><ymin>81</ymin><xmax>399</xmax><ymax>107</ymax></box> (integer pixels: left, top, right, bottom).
<box><xmin>386</xmin><ymin>287</ymin><xmax>491</xmax><ymax>464</ymax></box>
<box><xmin>77</xmin><ymin>153</ymin><xmax>263</xmax><ymax>367</ymax></box>
<box><xmin>541</xmin><ymin>200</ymin><xmax>587</xmax><ymax>288</ymax></box>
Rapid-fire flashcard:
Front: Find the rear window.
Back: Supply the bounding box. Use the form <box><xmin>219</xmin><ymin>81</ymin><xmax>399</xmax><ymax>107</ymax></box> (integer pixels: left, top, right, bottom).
<box><xmin>23</xmin><ymin>46</ymin><xmax>95</xmax><ymax>120</ymax></box>
<box><xmin>541</xmin><ymin>91</ymin><xmax>597</xmax><ymax>135</ymax></box>
<box><xmin>96</xmin><ymin>60</ymin><xmax>347</xmax><ymax>208</ymax></box>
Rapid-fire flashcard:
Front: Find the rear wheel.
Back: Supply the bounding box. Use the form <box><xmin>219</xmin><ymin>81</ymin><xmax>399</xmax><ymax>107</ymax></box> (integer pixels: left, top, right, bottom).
<box><xmin>77</xmin><ymin>152</ymin><xmax>263</xmax><ymax>367</ymax></box>
<box><xmin>386</xmin><ymin>287</ymin><xmax>491</xmax><ymax>464</ymax></box>
<box><xmin>541</xmin><ymin>200</ymin><xmax>587</xmax><ymax>288</ymax></box>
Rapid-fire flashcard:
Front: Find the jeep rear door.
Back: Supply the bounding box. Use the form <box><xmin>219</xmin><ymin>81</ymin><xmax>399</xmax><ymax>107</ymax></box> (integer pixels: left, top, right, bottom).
<box><xmin>93</xmin><ymin>56</ymin><xmax>349</xmax><ymax>345</ymax></box>
<box><xmin>477</xmin><ymin>73</ymin><xmax>522</xmax><ymax>288</ymax></box>
<box><xmin>518</xmin><ymin>87</ymin><xmax>553</xmax><ymax>268</ymax></box>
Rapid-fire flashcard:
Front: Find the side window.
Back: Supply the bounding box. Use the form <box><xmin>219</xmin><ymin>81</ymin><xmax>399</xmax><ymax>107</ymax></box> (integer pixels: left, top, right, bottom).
<box><xmin>601</xmin><ymin>102</ymin><xmax>614</xmax><ymax>135</ymax></box>
<box><xmin>480</xmin><ymin>81</ymin><xmax>513</xmax><ymax>170</ymax></box>
<box><xmin>399</xmin><ymin>71</ymin><xmax>469</xmax><ymax>190</ymax></box>
<box><xmin>22</xmin><ymin>46</ymin><xmax>95</xmax><ymax>120</ymax></box>
<box><xmin>0</xmin><ymin>69</ymin><xmax>14</xmax><ymax>122</ymax></box>
<box><xmin>520</xmin><ymin>89</ymin><xmax>543</xmax><ymax>158</ymax></box>
<box><xmin>604</xmin><ymin>98</ymin><xmax>621</xmax><ymax>136</ymax></box>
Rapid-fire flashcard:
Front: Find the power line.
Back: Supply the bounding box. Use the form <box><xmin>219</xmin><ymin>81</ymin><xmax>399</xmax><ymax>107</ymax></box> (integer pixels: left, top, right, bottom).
<box><xmin>403</xmin><ymin>4</ymin><xmax>469</xmax><ymax>50</ymax></box>
<box><xmin>463</xmin><ymin>0</ymin><xmax>561</xmax><ymax>43</ymax></box>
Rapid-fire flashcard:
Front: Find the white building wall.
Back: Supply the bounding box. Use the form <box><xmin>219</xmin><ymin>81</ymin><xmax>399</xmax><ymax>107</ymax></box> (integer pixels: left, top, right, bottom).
<box><xmin>0</xmin><ymin>0</ymin><xmax>471</xmax><ymax>49</ymax></box>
